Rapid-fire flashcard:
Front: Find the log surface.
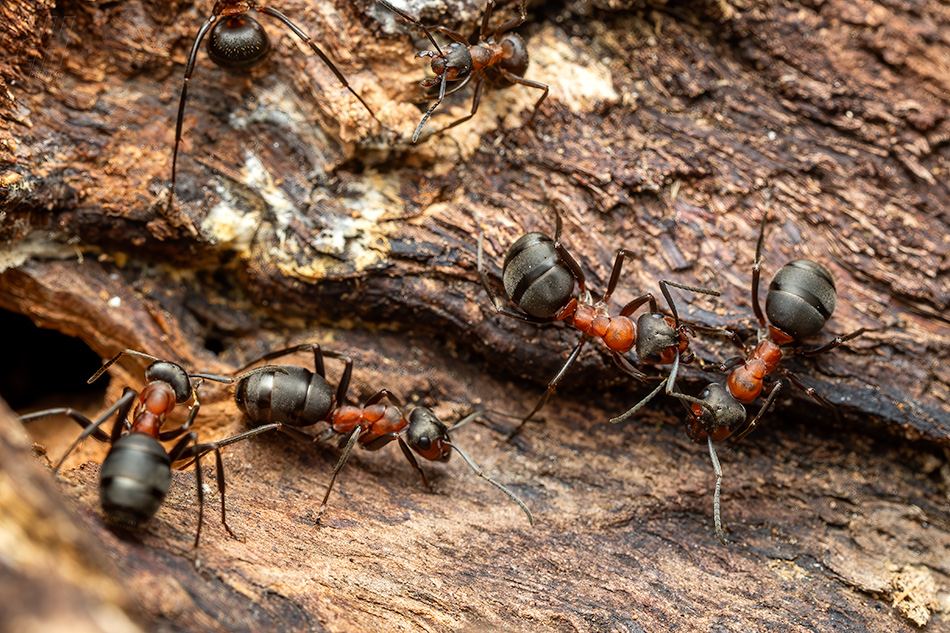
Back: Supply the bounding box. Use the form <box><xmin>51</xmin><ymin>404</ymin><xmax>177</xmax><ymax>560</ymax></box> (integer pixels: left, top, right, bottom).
<box><xmin>0</xmin><ymin>0</ymin><xmax>949</xmax><ymax>631</ymax></box>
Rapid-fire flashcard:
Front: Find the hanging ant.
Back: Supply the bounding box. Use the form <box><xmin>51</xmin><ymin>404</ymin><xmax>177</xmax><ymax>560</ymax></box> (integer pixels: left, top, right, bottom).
<box><xmin>168</xmin><ymin>1</ymin><xmax>383</xmax><ymax>209</ymax></box>
<box><xmin>377</xmin><ymin>0</ymin><xmax>548</xmax><ymax>143</ymax></box>
<box><xmin>209</xmin><ymin>343</ymin><xmax>534</xmax><ymax>524</ymax></box>
<box><xmin>18</xmin><ymin>349</ymin><xmax>279</xmax><ymax>550</ymax></box>
<box><xmin>664</xmin><ymin>194</ymin><xmax>870</xmax><ymax>545</ymax></box>
<box><xmin>474</xmin><ymin>200</ymin><xmax>720</xmax><ymax>439</ymax></box>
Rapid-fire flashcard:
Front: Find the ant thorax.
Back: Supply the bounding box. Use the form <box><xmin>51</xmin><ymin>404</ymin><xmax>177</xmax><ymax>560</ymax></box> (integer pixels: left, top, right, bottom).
<box><xmin>470</xmin><ymin>42</ymin><xmax>505</xmax><ymax>70</ymax></box>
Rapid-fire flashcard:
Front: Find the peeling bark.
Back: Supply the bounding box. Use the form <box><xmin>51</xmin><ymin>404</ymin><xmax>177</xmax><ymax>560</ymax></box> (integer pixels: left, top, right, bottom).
<box><xmin>0</xmin><ymin>0</ymin><xmax>949</xmax><ymax>631</ymax></box>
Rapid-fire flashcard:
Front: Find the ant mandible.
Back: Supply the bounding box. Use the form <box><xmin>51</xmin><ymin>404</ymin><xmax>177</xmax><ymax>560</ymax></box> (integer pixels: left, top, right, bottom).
<box><xmin>377</xmin><ymin>0</ymin><xmax>548</xmax><ymax>143</ymax></box>
<box><xmin>208</xmin><ymin>343</ymin><xmax>534</xmax><ymax>524</ymax></box>
<box><xmin>18</xmin><ymin>349</ymin><xmax>278</xmax><ymax>551</ymax></box>
<box><xmin>474</xmin><ymin>196</ymin><xmax>720</xmax><ymax>440</ymax></box>
<box><xmin>168</xmin><ymin>1</ymin><xmax>383</xmax><ymax>209</ymax></box>
<box><xmin>674</xmin><ymin>193</ymin><xmax>870</xmax><ymax>544</ymax></box>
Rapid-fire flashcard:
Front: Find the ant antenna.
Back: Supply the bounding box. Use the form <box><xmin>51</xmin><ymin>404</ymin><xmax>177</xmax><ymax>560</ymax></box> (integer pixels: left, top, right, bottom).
<box><xmin>444</xmin><ymin>442</ymin><xmax>534</xmax><ymax>525</ymax></box>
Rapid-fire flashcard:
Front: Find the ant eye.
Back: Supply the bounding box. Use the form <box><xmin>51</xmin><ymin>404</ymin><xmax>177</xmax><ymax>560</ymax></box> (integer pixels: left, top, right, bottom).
<box><xmin>416</xmin><ymin>436</ymin><xmax>432</xmax><ymax>451</ymax></box>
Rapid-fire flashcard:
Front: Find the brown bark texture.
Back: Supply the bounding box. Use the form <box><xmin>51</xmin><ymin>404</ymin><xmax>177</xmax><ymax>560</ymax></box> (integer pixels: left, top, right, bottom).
<box><xmin>0</xmin><ymin>0</ymin><xmax>949</xmax><ymax>631</ymax></box>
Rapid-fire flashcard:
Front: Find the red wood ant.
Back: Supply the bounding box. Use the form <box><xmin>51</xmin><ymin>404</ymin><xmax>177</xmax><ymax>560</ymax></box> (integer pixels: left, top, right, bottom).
<box><xmin>168</xmin><ymin>1</ymin><xmax>383</xmax><ymax>209</ymax></box>
<box><xmin>209</xmin><ymin>343</ymin><xmax>534</xmax><ymax>524</ymax></box>
<box><xmin>18</xmin><ymin>349</ymin><xmax>278</xmax><ymax>551</ymax></box>
<box><xmin>474</xmin><ymin>202</ymin><xmax>720</xmax><ymax>439</ymax></box>
<box><xmin>377</xmin><ymin>0</ymin><xmax>548</xmax><ymax>143</ymax></box>
<box><xmin>670</xmin><ymin>197</ymin><xmax>870</xmax><ymax>544</ymax></box>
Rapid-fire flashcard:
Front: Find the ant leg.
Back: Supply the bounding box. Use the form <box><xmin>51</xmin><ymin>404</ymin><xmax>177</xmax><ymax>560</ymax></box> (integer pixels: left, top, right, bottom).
<box><xmin>542</xmin><ymin>192</ymin><xmax>588</xmax><ymax>296</ymax></box>
<box><xmin>750</xmin><ymin>189</ymin><xmax>773</xmax><ymax>329</ymax></box>
<box><xmin>317</xmin><ymin>426</ymin><xmax>365</xmax><ymax>522</ymax></box>
<box><xmin>492</xmin><ymin>1</ymin><xmax>528</xmax><ymax>37</ymax></box>
<box><xmin>430</xmin><ymin>77</ymin><xmax>485</xmax><ymax>137</ymax></box>
<box><xmin>169</xmin><ymin>16</ymin><xmax>218</xmax><ymax>213</ymax></box>
<box><xmin>618</xmin><ymin>294</ymin><xmax>660</xmax><ymax>318</ymax></box>
<box><xmin>173</xmin><ymin>437</ymin><xmax>246</xmax><ymax>543</ymax></box>
<box><xmin>396</xmin><ymin>437</ymin><xmax>431</xmax><ymax>490</ymax></box>
<box><xmin>37</xmin><ymin>388</ymin><xmax>138</xmax><ymax>471</ymax></box>
<box><xmin>159</xmin><ymin>379</ymin><xmax>205</xmax><ymax>441</ymax></box>
<box><xmin>507</xmin><ymin>336</ymin><xmax>589</xmax><ymax>440</ymax></box>
<box><xmin>497</xmin><ymin>68</ymin><xmax>548</xmax><ymax>125</ymax></box>
<box><xmin>363</xmin><ymin>389</ymin><xmax>403</xmax><ymax>408</ymax></box>
<box><xmin>19</xmin><ymin>408</ymin><xmax>113</xmax><ymax>443</ymax></box>
<box><xmin>480</xmin><ymin>0</ymin><xmax>496</xmax><ymax>37</ymax></box>
<box><xmin>256</xmin><ymin>7</ymin><xmax>382</xmax><ymax>126</ymax></box>
<box><xmin>444</xmin><ymin>440</ymin><xmax>534</xmax><ymax>525</ymax></box>
<box><xmin>686</xmin><ymin>324</ymin><xmax>746</xmax><ymax>354</ymax></box>
<box><xmin>779</xmin><ymin>368</ymin><xmax>838</xmax><ymax>415</ymax></box>
<box><xmin>602</xmin><ymin>249</ymin><xmax>639</xmax><ymax>304</ymax></box>
<box><xmin>376</xmin><ymin>0</ymin><xmax>444</xmax><ymax>53</ymax></box>
<box><xmin>166</xmin><ymin>431</ymin><xmax>207</xmax><ymax>550</ymax></box>
<box><xmin>237</xmin><ymin>342</ymin><xmax>326</xmax><ymax>373</ymax></box>
<box><xmin>611</xmin><ymin>352</ymin><xmax>647</xmax><ymax>381</ymax></box>
<box><xmin>732</xmin><ymin>379</ymin><xmax>784</xmax><ymax>443</ymax></box>
<box><xmin>429</xmin><ymin>25</ymin><xmax>471</xmax><ymax>44</ymax></box>
<box><xmin>707</xmin><ymin>435</ymin><xmax>728</xmax><ymax>545</ymax></box>
<box><xmin>413</xmin><ymin>72</ymin><xmax>465</xmax><ymax>143</ymax></box>
<box><xmin>796</xmin><ymin>327</ymin><xmax>870</xmax><ymax>357</ymax></box>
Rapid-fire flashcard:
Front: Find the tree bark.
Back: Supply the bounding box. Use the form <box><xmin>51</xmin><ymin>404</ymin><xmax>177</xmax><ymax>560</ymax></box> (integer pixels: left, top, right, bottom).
<box><xmin>0</xmin><ymin>0</ymin><xmax>948</xmax><ymax>631</ymax></box>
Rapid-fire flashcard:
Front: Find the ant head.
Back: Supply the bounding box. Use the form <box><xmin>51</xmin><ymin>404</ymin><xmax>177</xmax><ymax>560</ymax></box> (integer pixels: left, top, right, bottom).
<box><xmin>685</xmin><ymin>383</ymin><xmax>746</xmax><ymax>442</ymax></box>
<box><xmin>418</xmin><ymin>42</ymin><xmax>473</xmax><ymax>84</ymax></box>
<box><xmin>635</xmin><ymin>313</ymin><xmax>681</xmax><ymax>363</ymax></box>
<box><xmin>407</xmin><ymin>408</ymin><xmax>451</xmax><ymax>462</ymax></box>
<box><xmin>144</xmin><ymin>361</ymin><xmax>192</xmax><ymax>403</ymax></box>
<box><xmin>766</xmin><ymin>259</ymin><xmax>837</xmax><ymax>341</ymax></box>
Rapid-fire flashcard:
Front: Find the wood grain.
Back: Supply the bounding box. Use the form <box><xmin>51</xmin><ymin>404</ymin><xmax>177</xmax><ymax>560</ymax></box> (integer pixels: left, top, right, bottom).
<box><xmin>0</xmin><ymin>0</ymin><xmax>948</xmax><ymax>630</ymax></box>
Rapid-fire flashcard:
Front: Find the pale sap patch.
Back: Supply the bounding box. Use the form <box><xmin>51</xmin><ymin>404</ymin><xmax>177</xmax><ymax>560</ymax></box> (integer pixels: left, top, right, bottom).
<box><xmin>0</xmin><ymin>238</ymin><xmax>81</xmax><ymax>274</ymax></box>
<box><xmin>304</xmin><ymin>171</ymin><xmax>396</xmax><ymax>273</ymax></box>
<box><xmin>202</xmin><ymin>199</ymin><xmax>263</xmax><ymax>254</ymax></box>
<box><xmin>528</xmin><ymin>25</ymin><xmax>619</xmax><ymax>113</ymax></box>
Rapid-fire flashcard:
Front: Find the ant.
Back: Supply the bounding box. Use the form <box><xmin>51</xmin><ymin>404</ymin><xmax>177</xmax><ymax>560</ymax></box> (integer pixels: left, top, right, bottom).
<box><xmin>208</xmin><ymin>343</ymin><xmax>534</xmax><ymax>524</ymax></box>
<box><xmin>18</xmin><ymin>349</ymin><xmax>278</xmax><ymax>551</ymax></box>
<box><xmin>377</xmin><ymin>0</ymin><xmax>548</xmax><ymax>143</ymax></box>
<box><xmin>474</xmin><ymin>199</ymin><xmax>720</xmax><ymax>439</ymax></box>
<box><xmin>670</xmin><ymin>194</ymin><xmax>870</xmax><ymax>545</ymax></box>
<box><xmin>168</xmin><ymin>1</ymin><xmax>383</xmax><ymax>209</ymax></box>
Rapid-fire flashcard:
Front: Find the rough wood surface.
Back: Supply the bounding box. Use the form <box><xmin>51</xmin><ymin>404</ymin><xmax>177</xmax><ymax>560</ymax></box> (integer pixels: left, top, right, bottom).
<box><xmin>1</xmin><ymin>0</ymin><xmax>949</xmax><ymax>631</ymax></box>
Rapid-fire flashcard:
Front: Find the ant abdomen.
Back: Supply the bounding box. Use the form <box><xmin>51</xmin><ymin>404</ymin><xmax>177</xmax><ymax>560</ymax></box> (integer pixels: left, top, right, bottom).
<box><xmin>502</xmin><ymin>232</ymin><xmax>575</xmax><ymax>318</ymax></box>
<box><xmin>234</xmin><ymin>366</ymin><xmax>333</xmax><ymax>427</ymax></box>
<box><xmin>766</xmin><ymin>259</ymin><xmax>837</xmax><ymax>340</ymax></box>
<box><xmin>207</xmin><ymin>16</ymin><xmax>271</xmax><ymax>69</ymax></box>
<box><xmin>99</xmin><ymin>434</ymin><xmax>173</xmax><ymax>528</ymax></box>
<box><xmin>498</xmin><ymin>33</ymin><xmax>528</xmax><ymax>79</ymax></box>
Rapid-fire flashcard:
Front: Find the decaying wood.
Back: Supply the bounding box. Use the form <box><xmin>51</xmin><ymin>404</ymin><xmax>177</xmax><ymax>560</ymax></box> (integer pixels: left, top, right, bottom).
<box><xmin>0</xmin><ymin>0</ymin><xmax>949</xmax><ymax>631</ymax></box>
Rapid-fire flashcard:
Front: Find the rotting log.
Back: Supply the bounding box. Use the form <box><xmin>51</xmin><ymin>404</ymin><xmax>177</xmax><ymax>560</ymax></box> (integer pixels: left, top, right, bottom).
<box><xmin>0</xmin><ymin>0</ymin><xmax>949</xmax><ymax>631</ymax></box>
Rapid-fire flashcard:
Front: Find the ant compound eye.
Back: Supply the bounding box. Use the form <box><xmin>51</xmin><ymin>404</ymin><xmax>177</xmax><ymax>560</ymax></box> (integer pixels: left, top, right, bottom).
<box><xmin>416</xmin><ymin>436</ymin><xmax>432</xmax><ymax>451</ymax></box>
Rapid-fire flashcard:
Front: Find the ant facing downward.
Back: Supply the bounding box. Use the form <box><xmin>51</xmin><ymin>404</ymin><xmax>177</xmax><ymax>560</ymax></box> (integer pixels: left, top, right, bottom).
<box><xmin>475</xmin><ymin>195</ymin><xmax>721</xmax><ymax>440</ymax></box>
<box><xmin>168</xmin><ymin>1</ymin><xmax>383</xmax><ymax>210</ymax></box>
<box><xmin>670</xmin><ymin>192</ymin><xmax>870</xmax><ymax>544</ymax></box>
<box><xmin>378</xmin><ymin>0</ymin><xmax>548</xmax><ymax>143</ymax></box>
<box><xmin>207</xmin><ymin>343</ymin><xmax>533</xmax><ymax>524</ymax></box>
<box><xmin>19</xmin><ymin>349</ymin><xmax>277</xmax><ymax>552</ymax></box>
